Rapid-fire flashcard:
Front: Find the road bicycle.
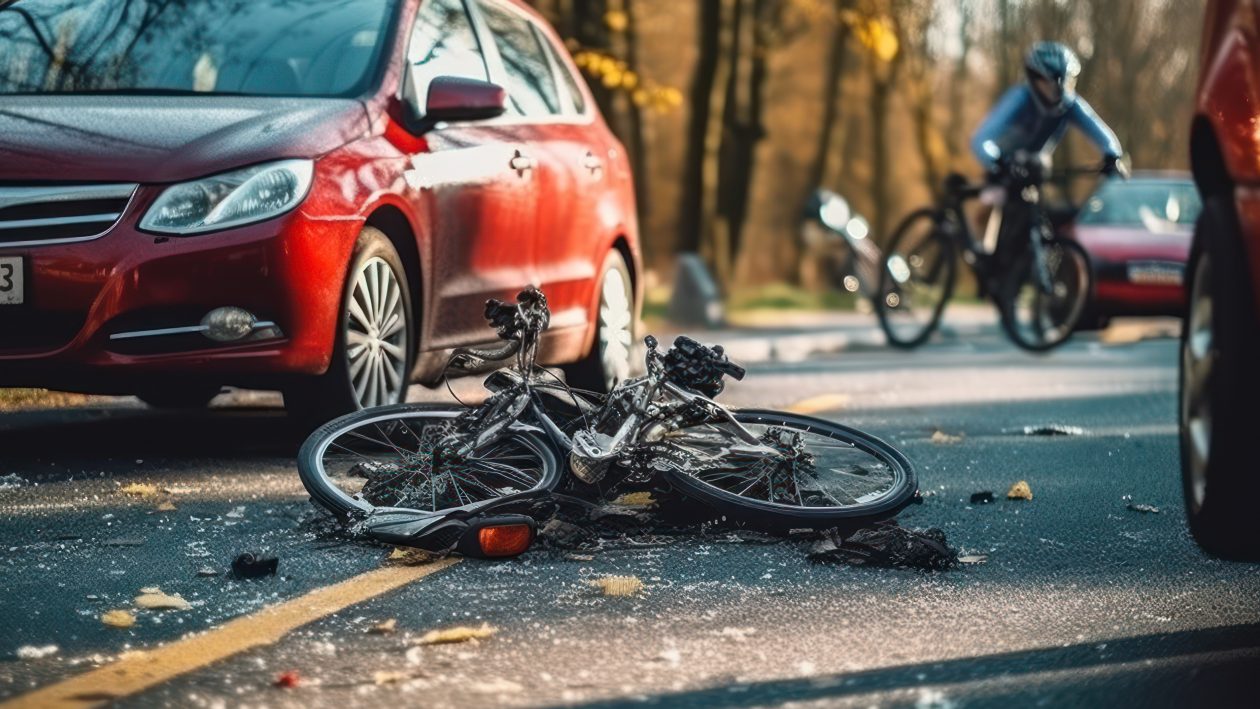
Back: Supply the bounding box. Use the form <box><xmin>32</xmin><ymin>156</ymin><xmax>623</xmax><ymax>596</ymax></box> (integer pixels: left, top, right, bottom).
<box><xmin>297</xmin><ymin>288</ymin><xmax>918</xmax><ymax>556</ymax></box>
<box><xmin>875</xmin><ymin>151</ymin><xmax>1103</xmax><ymax>351</ymax></box>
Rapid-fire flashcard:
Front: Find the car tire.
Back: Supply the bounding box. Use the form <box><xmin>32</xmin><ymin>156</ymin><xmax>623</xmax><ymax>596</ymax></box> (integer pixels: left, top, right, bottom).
<box><xmin>136</xmin><ymin>383</ymin><xmax>222</xmax><ymax>409</ymax></box>
<box><xmin>1180</xmin><ymin>196</ymin><xmax>1260</xmax><ymax>561</ymax></box>
<box><xmin>564</xmin><ymin>250</ymin><xmax>635</xmax><ymax>393</ymax></box>
<box><xmin>285</xmin><ymin>227</ymin><xmax>414</xmax><ymax>428</ymax></box>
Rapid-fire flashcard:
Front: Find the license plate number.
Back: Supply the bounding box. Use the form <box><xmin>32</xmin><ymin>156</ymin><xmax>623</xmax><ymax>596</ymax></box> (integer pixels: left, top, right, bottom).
<box><xmin>1127</xmin><ymin>261</ymin><xmax>1183</xmax><ymax>286</ymax></box>
<box><xmin>0</xmin><ymin>256</ymin><xmax>22</xmax><ymax>305</ymax></box>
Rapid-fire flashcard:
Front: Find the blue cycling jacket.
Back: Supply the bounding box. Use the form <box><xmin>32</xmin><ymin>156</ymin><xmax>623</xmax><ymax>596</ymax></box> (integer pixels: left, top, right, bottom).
<box><xmin>970</xmin><ymin>85</ymin><xmax>1122</xmax><ymax>170</ymax></box>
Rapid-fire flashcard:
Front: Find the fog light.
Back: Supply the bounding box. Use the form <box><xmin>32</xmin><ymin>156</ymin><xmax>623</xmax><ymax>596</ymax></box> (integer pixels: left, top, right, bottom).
<box><xmin>201</xmin><ymin>307</ymin><xmax>256</xmax><ymax>342</ymax></box>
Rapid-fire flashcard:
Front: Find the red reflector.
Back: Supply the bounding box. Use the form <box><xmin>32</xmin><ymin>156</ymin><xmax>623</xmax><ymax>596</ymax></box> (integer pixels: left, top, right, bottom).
<box><xmin>477</xmin><ymin>524</ymin><xmax>533</xmax><ymax>557</ymax></box>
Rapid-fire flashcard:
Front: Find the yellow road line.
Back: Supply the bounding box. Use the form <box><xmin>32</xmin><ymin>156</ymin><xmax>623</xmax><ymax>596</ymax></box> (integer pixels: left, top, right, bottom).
<box><xmin>4</xmin><ymin>558</ymin><xmax>461</xmax><ymax>709</ymax></box>
<box><xmin>785</xmin><ymin>393</ymin><xmax>850</xmax><ymax>415</ymax></box>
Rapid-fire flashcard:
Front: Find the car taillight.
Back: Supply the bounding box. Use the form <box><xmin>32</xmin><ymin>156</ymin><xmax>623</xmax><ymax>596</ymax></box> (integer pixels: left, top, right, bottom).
<box><xmin>477</xmin><ymin>524</ymin><xmax>534</xmax><ymax>557</ymax></box>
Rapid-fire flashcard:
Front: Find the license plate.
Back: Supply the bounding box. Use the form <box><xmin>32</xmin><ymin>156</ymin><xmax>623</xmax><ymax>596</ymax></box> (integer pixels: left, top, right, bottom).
<box><xmin>0</xmin><ymin>256</ymin><xmax>22</xmax><ymax>305</ymax></box>
<box><xmin>1127</xmin><ymin>261</ymin><xmax>1183</xmax><ymax>286</ymax></box>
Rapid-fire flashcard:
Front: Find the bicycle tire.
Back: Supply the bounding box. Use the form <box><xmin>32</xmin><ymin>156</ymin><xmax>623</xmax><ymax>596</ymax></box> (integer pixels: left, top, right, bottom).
<box><xmin>875</xmin><ymin>208</ymin><xmax>958</xmax><ymax>349</ymax></box>
<box><xmin>999</xmin><ymin>237</ymin><xmax>1092</xmax><ymax>352</ymax></box>
<box><xmin>657</xmin><ymin>409</ymin><xmax>917</xmax><ymax>528</ymax></box>
<box><xmin>297</xmin><ymin>403</ymin><xmax>560</xmax><ymax>524</ymax></box>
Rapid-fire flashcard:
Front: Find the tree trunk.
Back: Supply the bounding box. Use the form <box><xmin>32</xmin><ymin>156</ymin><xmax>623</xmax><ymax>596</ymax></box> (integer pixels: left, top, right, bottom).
<box><xmin>808</xmin><ymin>0</ymin><xmax>852</xmax><ymax>189</ymax></box>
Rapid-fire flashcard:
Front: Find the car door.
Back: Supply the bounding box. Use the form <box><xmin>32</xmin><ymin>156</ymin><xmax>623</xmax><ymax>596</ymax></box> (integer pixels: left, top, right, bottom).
<box><xmin>472</xmin><ymin>0</ymin><xmax>581</xmax><ymax>323</ymax></box>
<box><xmin>402</xmin><ymin>0</ymin><xmax>539</xmax><ymax>348</ymax></box>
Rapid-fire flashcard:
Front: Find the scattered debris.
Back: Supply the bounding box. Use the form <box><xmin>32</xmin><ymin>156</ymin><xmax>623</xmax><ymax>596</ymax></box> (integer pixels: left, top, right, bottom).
<box><xmin>656</xmin><ymin>647</ymin><xmax>683</xmax><ymax>666</ymax></box>
<box><xmin>155</xmin><ymin>501</ymin><xmax>177</xmax><ymax>512</ymax></box>
<box><xmin>1006</xmin><ymin>481</ymin><xmax>1033</xmax><ymax>501</ymax></box>
<box><xmin>231</xmin><ymin>552</ymin><xmax>278</xmax><ymax>579</ymax></box>
<box><xmin>589</xmin><ymin>575</ymin><xmax>644</xmax><ymax>596</ymax></box>
<box><xmin>369</xmin><ymin>619</ymin><xmax>398</xmax><ymax>635</ymax></box>
<box><xmin>15</xmin><ymin>644</ymin><xmax>58</xmax><ymax>660</ymax></box>
<box><xmin>1127</xmin><ymin>503</ymin><xmax>1161</xmax><ymax>514</ymax></box>
<box><xmin>134</xmin><ymin>589</ymin><xmax>191</xmax><ymax>611</ymax></box>
<box><xmin>563</xmin><ymin>553</ymin><xmax>595</xmax><ymax>562</ymax></box>
<box><xmin>162</xmin><ymin>485</ymin><xmax>198</xmax><ymax>495</ymax></box>
<box><xmin>225</xmin><ymin>506</ymin><xmax>246</xmax><ymax>519</ymax></box>
<box><xmin>416</xmin><ymin>623</ymin><xmax>496</xmax><ymax>645</ymax></box>
<box><xmin>716</xmin><ymin>627</ymin><xmax>757</xmax><ymax>642</ymax></box>
<box><xmin>0</xmin><ymin>473</ymin><xmax>26</xmax><ymax>490</ymax></box>
<box><xmin>969</xmin><ymin>491</ymin><xmax>994</xmax><ymax>505</ymax></box>
<box><xmin>958</xmin><ymin>554</ymin><xmax>989</xmax><ymax>565</ymax></box>
<box><xmin>118</xmin><ymin>483</ymin><xmax>160</xmax><ymax>497</ymax></box>
<box><xmin>102</xmin><ymin>537</ymin><xmax>145</xmax><ymax>547</ymax></box>
<box><xmin>274</xmin><ymin>671</ymin><xmax>301</xmax><ymax>689</ymax></box>
<box><xmin>196</xmin><ymin>567</ymin><xmax>220</xmax><ymax>577</ymax></box>
<box><xmin>1021</xmin><ymin>424</ymin><xmax>1085</xmax><ymax>437</ymax></box>
<box><xmin>809</xmin><ymin>523</ymin><xmax>958</xmax><ymax>571</ymax></box>
<box><xmin>101</xmin><ymin>610</ymin><xmax>136</xmax><ymax>628</ymax></box>
<box><xmin>930</xmin><ymin>430</ymin><xmax>964</xmax><ymax>445</ymax></box>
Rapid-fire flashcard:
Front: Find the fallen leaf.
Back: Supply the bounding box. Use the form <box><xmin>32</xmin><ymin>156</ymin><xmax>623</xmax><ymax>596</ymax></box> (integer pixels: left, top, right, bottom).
<box><xmin>387</xmin><ymin>547</ymin><xmax>440</xmax><ymax>566</ymax></box>
<box><xmin>1007</xmin><ymin>481</ymin><xmax>1033</xmax><ymax>501</ymax></box>
<box><xmin>930</xmin><ymin>430</ymin><xmax>964</xmax><ymax>445</ymax></box>
<box><xmin>589</xmin><ymin>575</ymin><xmax>643</xmax><ymax>596</ymax></box>
<box><xmin>101</xmin><ymin>610</ymin><xmax>135</xmax><ymax>628</ymax></box>
<box><xmin>155</xmin><ymin>501</ymin><xmax>177</xmax><ymax>512</ymax></box>
<box><xmin>369</xmin><ymin>619</ymin><xmax>397</xmax><ymax>635</ymax></box>
<box><xmin>119</xmin><ymin>483</ymin><xmax>159</xmax><ymax>497</ymax></box>
<box><xmin>416</xmin><ymin>623</ymin><xmax>496</xmax><ymax>645</ymax></box>
<box><xmin>274</xmin><ymin>671</ymin><xmax>301</xmax><ymax>688</ymax></box>
<box><xmin>373</xmin><ymin>671</ymin><xmax>411</xmax><ymax>685</ymax></box>
<box><xmin>134</xmin><ymin>591</ymin><xmax>191</xmax><ymax>610</ymax></box>
<box><xmin>611</xmin><ymin>492</ymin><xmax>655</xmax><ymax>507</ymax></box>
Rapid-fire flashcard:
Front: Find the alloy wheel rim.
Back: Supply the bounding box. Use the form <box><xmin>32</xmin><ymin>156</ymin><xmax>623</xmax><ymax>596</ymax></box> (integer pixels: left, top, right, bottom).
<box><xmin>598</xmin><ymin>267</ymin><xmax>633</xmax><ymax>390</ymax></box>
<box><xmin>346</xmin><ymin>257</ymin><xmax>408</xmax><ymax>409</ymax></box>
<box><xmin>1182</xmin><ymin>253</ymin><xmax>1213</xmax><ymax>511</ymax></box>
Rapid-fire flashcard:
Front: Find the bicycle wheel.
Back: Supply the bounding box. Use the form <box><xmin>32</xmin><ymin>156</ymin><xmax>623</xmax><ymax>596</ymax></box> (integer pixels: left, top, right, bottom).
<box><xmin>1000</xmin><ymin>237</ymin><xmax>1092</xmax><ymax>352</ymax></box>
<box><xmin>654</xmin><ymin>410</ymin><xmax>917</xmax><ymax>528</ymax></box>
<box><xmin>876</xmin><ymin>208</ymin><xmax>957</xmax><ymax>348</ymax></box>
<box><xmin>298</xmin><ymin>403</ymin><xmax>559</xmax><ymax>542</ymax></box>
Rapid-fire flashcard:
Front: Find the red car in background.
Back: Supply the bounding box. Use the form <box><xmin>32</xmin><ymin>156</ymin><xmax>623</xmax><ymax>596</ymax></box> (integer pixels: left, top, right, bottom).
<box><xmin>1182</xmin><ymin>0</ymin><xmax>1260</xmax><ymax>560</ymax></box>
<box><xmin>1073</xmin><ymin>173</ymin><xmax>1199</xmax><ymax>329</ymax></box>
<box><xmin>0</xmin><ymin>0</ymin><xmax>641</xmax><ymax>425</ymax></box>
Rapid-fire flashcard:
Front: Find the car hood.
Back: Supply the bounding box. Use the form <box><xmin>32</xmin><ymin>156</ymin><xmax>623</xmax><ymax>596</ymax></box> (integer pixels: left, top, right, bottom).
<box><xmin>1073</xmin><ymin>224</ymin><xmax>1192</xmax><ymax>262</ymax></box>
<box><xmin>0</xmin><ymin>95</ymin><xmax>371</xmax><ymax>184</ymax></box>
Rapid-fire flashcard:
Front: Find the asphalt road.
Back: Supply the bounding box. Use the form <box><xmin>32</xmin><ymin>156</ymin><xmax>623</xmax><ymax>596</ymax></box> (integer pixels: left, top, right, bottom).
<box><xmin>2</xmin><ymin>323</ymin><xmax>1259</xmax><ymax>708</ymax></box>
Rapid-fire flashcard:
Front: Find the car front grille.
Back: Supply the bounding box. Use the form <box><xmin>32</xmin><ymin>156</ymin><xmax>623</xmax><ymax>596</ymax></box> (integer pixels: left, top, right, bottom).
<box><xmin>0</xmin><ymin>184</ymin><xmax>138</xmax><ymax>246</ymax></box>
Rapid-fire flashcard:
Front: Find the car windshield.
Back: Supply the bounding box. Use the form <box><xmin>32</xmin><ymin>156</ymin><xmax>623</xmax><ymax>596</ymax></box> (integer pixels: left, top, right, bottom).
<box><xmin>0</xmin><ymin>0</ymin><xmax>399</xmax><ymax>97</ymax></box>
<box><xmin>1077</xmin><ymin>180</ymin><xmax>1202</xmax><ymax>233</ymax></box>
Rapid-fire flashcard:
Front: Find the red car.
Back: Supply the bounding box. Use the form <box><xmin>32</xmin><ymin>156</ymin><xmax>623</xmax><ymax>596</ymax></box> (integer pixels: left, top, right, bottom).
<box><xmin>1182</xmin><ymin>0</ymin><xmax>1260</xmax><ymax>560</ymax></box>
<box><xmin>1072</xmin><ymin>173</ymin><xmax>1200</xmax><ymax>329</ymax></box>
<box><xmin>0</xmin><ymin>0</ymin><xmax>641</xmax><ymax>424</ymax></box>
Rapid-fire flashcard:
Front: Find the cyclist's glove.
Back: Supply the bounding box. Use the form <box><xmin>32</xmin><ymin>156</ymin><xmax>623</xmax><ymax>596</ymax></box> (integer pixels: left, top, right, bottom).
<box><xmin>1102</xmin><ymin>154</ymin><xmax>1130</xmax><ymax>180</ymax></box>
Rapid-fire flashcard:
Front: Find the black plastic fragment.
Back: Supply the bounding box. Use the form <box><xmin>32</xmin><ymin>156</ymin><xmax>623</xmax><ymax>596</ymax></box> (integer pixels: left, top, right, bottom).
<box><xmin>809</xmin><ymin>523</ymin><xmax>958</xmax><ymax>571</ymax></box>
<box><xmin>231</xmin><ymin>552</ymin><xmax>278</xmax><ymax>579</ymax></box>
<box><xmin>970</xmin><ymin>491</ymin><xmax>995</xmax><ymax>505</ymax></box>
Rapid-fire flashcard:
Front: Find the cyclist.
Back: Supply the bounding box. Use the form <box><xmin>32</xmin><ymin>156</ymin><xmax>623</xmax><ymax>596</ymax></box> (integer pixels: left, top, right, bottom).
<box><xmin>971</xmin><ymin>41</ymin><xmax>1127</xmax><ymax>270</ymax></box>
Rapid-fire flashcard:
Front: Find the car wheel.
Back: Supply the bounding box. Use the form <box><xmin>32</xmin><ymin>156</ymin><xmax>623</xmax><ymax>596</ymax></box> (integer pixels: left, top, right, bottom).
<box><xmin>1180</xmin><ymin>196</ymin><xmax>1260</xmax><ymax>561</ymax></box>
<box><xmin>564</xmin><ymin>250</ymin><xmax>635</xmax><ymax>393</ymax></box>
<box><xmin>285</xmin><ymin>227</ymin><xmax>413</xmax><ymax>427</ymax></box>
<box><xmin>136</xmin><ymin>383</ymin><xmax>222</xmax><ymax>409</ymax></box>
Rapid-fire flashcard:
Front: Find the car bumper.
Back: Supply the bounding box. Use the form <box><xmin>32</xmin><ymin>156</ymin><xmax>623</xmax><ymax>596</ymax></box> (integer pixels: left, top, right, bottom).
<box><xmin>1091</xmin><ymin>259</ymin><xmax>1186</xmax><ymax>316</ymax></box>
<box><xmin>0</xmin><ymin>204</ymin><xmax>358</xmax><ymax>393</ymax></box>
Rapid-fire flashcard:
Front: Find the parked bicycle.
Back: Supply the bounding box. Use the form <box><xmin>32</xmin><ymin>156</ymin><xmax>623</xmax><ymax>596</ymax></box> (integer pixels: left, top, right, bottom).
<box><xmin>298</xmin><ymin>288</ymin><xmax>918</xmax><ymax>557</ymax></box>
<box><xmin>875</xmin><ymin>151</ymin><xmax>1101</xmax><ymax>351</ymax></box>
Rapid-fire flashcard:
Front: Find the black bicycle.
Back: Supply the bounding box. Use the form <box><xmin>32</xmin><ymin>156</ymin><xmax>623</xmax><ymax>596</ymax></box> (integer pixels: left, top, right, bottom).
<box><xmin>297</xmin><ymin>288</ymin><xmax>918</xmax><ymax>555</ymax></box>
<box><xmin>875</xmin><ymin>152</ymin><xmax>1101</xmax><ymax>351</ymax></box>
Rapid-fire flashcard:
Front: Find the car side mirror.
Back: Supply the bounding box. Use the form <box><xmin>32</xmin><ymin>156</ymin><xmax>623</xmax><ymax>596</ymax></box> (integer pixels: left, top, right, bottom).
<box><xmin>402</xmin><ymin>75</ymin><xmax>507</xmax><ymax>133</ymax></box>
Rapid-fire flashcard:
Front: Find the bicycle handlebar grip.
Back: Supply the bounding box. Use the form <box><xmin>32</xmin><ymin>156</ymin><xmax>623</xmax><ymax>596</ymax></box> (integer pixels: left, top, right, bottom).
<box><xmin>722</xmin><ymin>361</ymin><xmax>746</xmax><ymax>381</ymax></box>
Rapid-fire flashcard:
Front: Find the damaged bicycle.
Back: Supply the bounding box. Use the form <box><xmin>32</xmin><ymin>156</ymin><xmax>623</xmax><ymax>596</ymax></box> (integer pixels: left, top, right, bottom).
<box><xmin>297</xmin><ymin>288</ymin><xmax>918</xmax><ymax>558</ymax></box>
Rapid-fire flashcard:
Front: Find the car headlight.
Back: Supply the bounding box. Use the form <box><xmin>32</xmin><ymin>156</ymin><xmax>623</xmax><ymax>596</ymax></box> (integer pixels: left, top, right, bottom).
<box><xmin>139</xmin><ymin>159</ymin><xmax>314</xmax><ymax>235</ymax></box>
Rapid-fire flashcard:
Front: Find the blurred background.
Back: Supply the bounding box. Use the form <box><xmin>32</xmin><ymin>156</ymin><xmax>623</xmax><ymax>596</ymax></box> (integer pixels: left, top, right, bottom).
<box><xmin>525</xmin><ymin>0</ymin><xmax>1204</xmax><ymax>307</ymax></box>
